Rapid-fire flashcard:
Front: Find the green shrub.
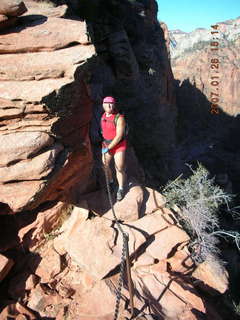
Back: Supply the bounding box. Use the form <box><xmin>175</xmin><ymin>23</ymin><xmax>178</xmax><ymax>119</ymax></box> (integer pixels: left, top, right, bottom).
<box><xmin>233</xmin><ymin>300</ymin><xmax>240</xmax><ymax>316</ymax></box>
<box><xmin>162</xmin><ymin>163</ymin><xmax>232</xmax><ymax>263</ymax></box>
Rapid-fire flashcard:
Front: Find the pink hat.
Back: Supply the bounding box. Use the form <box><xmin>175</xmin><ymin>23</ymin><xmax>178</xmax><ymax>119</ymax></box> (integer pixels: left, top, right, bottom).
<box><xmin>103</xmin><ymin>96</ymin><xmax>116</xmax><ymax>103</ymax></box>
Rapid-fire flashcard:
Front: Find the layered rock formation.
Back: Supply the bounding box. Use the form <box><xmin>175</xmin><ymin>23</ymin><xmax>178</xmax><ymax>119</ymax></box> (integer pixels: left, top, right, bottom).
<box><xmin>0</xmin><ymin>188</ymin><xmax>227</xmax><ymax>319</ymax></box>
<box><xmin>0</xmin><ymin>1</ymin><xmax>94</xmax><ymax>214</ymax></box>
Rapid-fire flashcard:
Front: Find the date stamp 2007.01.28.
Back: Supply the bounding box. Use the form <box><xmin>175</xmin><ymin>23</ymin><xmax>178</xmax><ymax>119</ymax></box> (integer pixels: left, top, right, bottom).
<box><xmin>210</xmin><ymin>24</ymin><xmax>221</xmax><ymax>114</ymax></box>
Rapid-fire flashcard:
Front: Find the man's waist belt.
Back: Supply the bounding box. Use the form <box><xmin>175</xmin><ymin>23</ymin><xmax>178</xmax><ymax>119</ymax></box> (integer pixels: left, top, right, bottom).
<box><xmin>104</xmin><ymin>139</ymin><xmax>113</xmax><ymax>144</ymax></box>
<box><xmin>104</xmin><ymin>138</ymin><xmax>124</xmax><ymax>144</ymax></box>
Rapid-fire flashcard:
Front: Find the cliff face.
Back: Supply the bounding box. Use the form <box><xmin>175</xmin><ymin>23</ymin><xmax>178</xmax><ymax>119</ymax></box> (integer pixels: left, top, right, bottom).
<box><xmin>170</xmin><ymin>17</ymin><xmax>240</xmax><ymax>59</ymax></box>
<box><xmin>78</xmin><ymin>0</ymin><xmax>178</xmax><ymax>186</ymax></box>
<box><xmin>0</xmin><ymin>0</ymin><xmax>177</xmax><ymax>217</ymax></box>
<box><xmin>169</xmin><ymin>17</ymin><xmax>240</xmax><ymax>192</ymax></box>
<box><xmin>170</xmin><ymin>17</ymin><xmax>240</xmax><ymax>116</ymax></box>
<box><xmin>0</xmin><ymin>2</ymin><xmax>95</xmax><ymax>214</ymax></box>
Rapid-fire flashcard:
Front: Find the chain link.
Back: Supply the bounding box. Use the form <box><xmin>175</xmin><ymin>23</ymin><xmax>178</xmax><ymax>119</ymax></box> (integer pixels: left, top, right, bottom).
<box><xmin>114</xmin><ymin>234</ymin><xmax>128</xmax><ymax>320</ymax></box>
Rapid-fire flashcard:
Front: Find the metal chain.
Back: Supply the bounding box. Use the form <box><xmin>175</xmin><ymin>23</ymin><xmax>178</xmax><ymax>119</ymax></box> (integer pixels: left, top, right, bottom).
<box><xmin>103</xmin><ymin>153</ymin><xmax>130</xmax><ymax>320</ymax></box>
<box><xmin>114</xmin><ymin>234</ymin><xmax>128</xmax><ymax>320</ymax></box>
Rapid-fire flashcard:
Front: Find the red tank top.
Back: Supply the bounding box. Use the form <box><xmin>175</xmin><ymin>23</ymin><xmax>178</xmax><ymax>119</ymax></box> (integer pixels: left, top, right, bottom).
<box><xmin>101</xmin><ymin>112</ymin><xmax>123</xmax><ymax>140</ymax></box>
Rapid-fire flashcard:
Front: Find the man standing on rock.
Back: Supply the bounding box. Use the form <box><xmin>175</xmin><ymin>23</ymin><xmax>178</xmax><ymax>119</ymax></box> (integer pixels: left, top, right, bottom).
<box><xmin>101</xmin><ymin>96</ymin><xmax>127</xmax><ymax>201</ymax></box>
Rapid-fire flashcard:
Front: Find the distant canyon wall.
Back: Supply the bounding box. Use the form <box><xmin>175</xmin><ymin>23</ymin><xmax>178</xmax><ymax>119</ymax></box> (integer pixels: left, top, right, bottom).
<box><xmin>168</xmin><ymin>17</ymin><xmax>240</xmax><ymax>191</ymax></box>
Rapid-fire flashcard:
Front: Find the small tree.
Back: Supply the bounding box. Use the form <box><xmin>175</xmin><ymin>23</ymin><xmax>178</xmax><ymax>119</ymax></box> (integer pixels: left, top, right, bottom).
<box><xmin>162</xmin><ymin>163</ymin><xmax>232</xmax><ymax>263</ymax></box>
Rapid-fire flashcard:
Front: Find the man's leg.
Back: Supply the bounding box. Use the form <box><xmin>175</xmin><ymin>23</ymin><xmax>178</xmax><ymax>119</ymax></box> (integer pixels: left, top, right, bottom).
<box><xmin>102</xmin><ymin>151</ymin><xmax>113</xmax><ymax>182</ymax></box>
<box><xmin>114</xmin><ymin>150</ymin><xmax>126</xmax><ymax>191</ymax></box>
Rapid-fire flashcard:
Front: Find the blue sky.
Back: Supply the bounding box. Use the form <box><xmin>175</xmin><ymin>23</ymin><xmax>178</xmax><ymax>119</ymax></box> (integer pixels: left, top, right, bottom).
<box><xmin>156</xmin><ymin>0</ymin><xmax>240</xmax><ymax>32</ymax></box>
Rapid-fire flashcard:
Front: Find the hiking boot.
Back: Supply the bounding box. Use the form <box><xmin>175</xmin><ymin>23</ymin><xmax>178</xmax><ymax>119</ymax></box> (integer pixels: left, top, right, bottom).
<box><xmin>116</xmin><ymin>188</ymin><xmax>124</xmax><ymax>201</ymax></box>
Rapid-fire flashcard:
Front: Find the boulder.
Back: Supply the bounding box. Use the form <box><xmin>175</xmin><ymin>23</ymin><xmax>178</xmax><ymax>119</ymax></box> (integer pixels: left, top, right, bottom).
<box><xmin>0</xmin><ymin>46</ymin><xmax>93</xmax><ymax>81</ymax></box>
<box><xmin>33</xmin><ymin>246</ymin><xmax>61</xmax><ymax>283</ymax></box>
<box><xmin>86</xmin><ymin>185</ymin><xmax>144</xmax><ymax>221</ymax></box>
<box><xmin>18</xmin><ymin>202</ymin><xmax>70</xmax><ymax>249</ymax></box>
<box><xmin>0</xmin><ymin>17</ymin><xmax>89</xmax><ymax>54</ymax></box>
<box><xmin>59</xmin><ymin>205</ymin><xmax>188</xmax><ymax>280</ymax></box>
<box><xmin>67</xmin><ymin>280</ymin><xmax>117</xmax><ymax>319</ymax></box>
<box><xmin>133</xmin><ymin>270</ymin><xmax>206</xmax><ymax>319</ymax></box>
<box><xmin>0</xmin><ymin>131</ymin><xmax>53</xmax><ymax>166</ymax></box>
<box><xmin>0</xmin><ymin>302</ymin><xmax>36</xmax><ymax>320</ymax></box>
<box><xmin>0</xmin><ymin>0</ymin><xmax>27</xmax><ymax>31</ymax></box>
<box><xmin>192</xmin><ymin>257</ymin><xmax>229</xmax><ymax>295</ymax></box>
<box><xmin>82</xmin><ymin>184</ymin><xmax>166</xmax><ymax>222</ymax></box>
<box><xmin>0</xmin><ymin>0</ymin><xmax>27</xmax><ymax>17</ymax></box>
<box><xmin>53</xmin><ymin>204</ymin><xmax>89</xmax><ymax>255</ymax></box>
<box><xmin>27</xmin><ymin>284</ymin><xmax>63</xmax><ymax>318</ymax></box>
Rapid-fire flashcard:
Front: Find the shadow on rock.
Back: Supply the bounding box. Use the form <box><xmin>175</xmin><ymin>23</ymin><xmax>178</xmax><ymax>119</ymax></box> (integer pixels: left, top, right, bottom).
<box><xmin>0</xmin><ymin>14</ymin><xmax>47</xmax><ymax>35</ymax></box>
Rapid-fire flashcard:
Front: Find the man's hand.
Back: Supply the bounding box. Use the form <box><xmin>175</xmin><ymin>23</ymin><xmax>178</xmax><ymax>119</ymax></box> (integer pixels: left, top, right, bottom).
<box><xmin>102</xmin><ymin>147</ymin><xmax>109</xmax><ymax>154</ymax></box>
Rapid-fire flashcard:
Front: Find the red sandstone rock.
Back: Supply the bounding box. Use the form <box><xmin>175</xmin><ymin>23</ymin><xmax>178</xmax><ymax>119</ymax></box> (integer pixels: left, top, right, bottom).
<box><xmin>59</xmin><ymin>208</ymin><xmax>186</xmax><ymax>280</ymax></box>
<box><xmin>53</xmin><ymin>205</ymin><xmax>89</xmax><ymax>255</ymax></box>
<box><xmin>0</xmin><ymin>0</ymin><xmax>27</xmax><ymax>17</ymax></box>
<box><xmin>0</xmin><ymin>254</ymin><xmax>14</xmax><ymax>282</ymax></box>
<box><xmin>0</xmin><ymin>17</ymin><xmax>89</xmax><ymax>54</ymax></box>
<box><xmin>25</xmin><ymin>274</ymin><xmax>39</xmax><ymax>291</ymax></box>
<box><xmin>0</xmin><ymin>143</ymin><xmax>63</xmax><ymax>182</ymax></box>
<box><xmin>18</xmin><ymin>202</ymin><xmax>69</xmax><ymax>249</ymax></box>
<box><xmin>16</xmin><ymin>315</ymin><xmax>27</xmax><ymax>320</ymax></box>
<box><xmin>4</xmin><ymin>195</ymin><xmax>224</xmax><ymax>319</ymax></box>
<box><xmin>172</xmin><ymin>46</ymin><xmax>240</xmax><ymax>116</ymax></box>
<box><xmin>144</xmin><ymin>187</ymin><xmax>166</xmax><ymax>213</ymax></box>
<box><xmin>0</xmin><ymin>2</ymin><xmax>95</xmax><ymax>212</ymax></box>
<box><xmin>166</xmin><ymin>249</ymin><xmax>194</xmax><ymax>273</ymax></box>
<box><xmin>0</xmin><ymin>131</ymin><xmax>60</xmax><ymax>212</ymax></box>
<box><xmin>113</xmin><ymin>185</ymin><xmax>144</xmax><ymax>221</ymax></box>
<box><xmin>68</xmin><ymin>280</ymin><xmax>118</xmax><ymax>319</ymax></box>
<box><xmin>49</xmin><ymin>197</ymin><xmax>223</xmax><ymax>318</ymax></box>
<box><xmin>84</xmin><ymin>184</ymin><xmax>165</xmax><ymax>221</ymax></box>
<box><xmin>95</xmin><ymin>185</ymin><xmax>144</xmax><ymax>221</ymax></box>
<box><xmin>192</xmin><ymin>258</ymin><xmax>229</xmax><ymax>295</ymax></box>
<box><xmin>0</xmin><ymin>46</ymin><xmax>94</xmax><ymax>81</ymax></box>
<box><xmin>0</xmin><ymin>304</ymin><xmax>19</xmax><ymax>320</ymax></box>
<box><xmin>0</xmin><ymin>302</ymin><xmax>36</xmax><ymax>320</ymax></box>
<box><xmin>0</xmin><ymin>0</ymin><xmax>27</xmax><ymax>30</ymax></box>
<box><xmin>0</xmin><ymin>131</ymin><xmax>53</xmax><ymax>166</ymax></box>
<box><xmin>34</xmin><ymin>246</ymin><xmax>61</xmax><ymax>283</ymax></box>
<box><xmin>145</xmin><ymin>225</ymin><xmax>189</xmax><ymax>260</ymax></box>
<box><xmin>15</xmin><ymin>302</ymin><xmax>36</xmax><ymax>319</ymax></box>
<box><xmin>27</xmin><ymin>284</ymin><xmax>63</xmax><ymax>318</ymax></box>
<box><xmin>24</xmin><ymin>2</ymin><xmax>67</xmax><ymax>19</ymax></box>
